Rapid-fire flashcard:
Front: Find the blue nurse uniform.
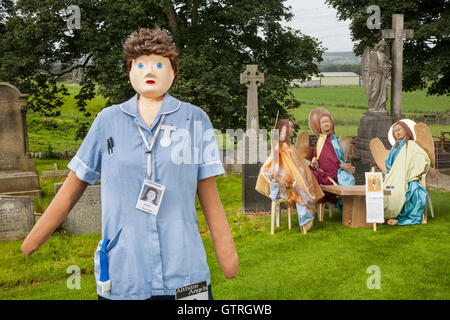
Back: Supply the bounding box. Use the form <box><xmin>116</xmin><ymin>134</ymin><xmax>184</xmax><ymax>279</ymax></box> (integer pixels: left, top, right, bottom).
<box><xmin>67</xmin><ymin>92</ymin><xmax>225</xmax><ymax>300</ymax></box>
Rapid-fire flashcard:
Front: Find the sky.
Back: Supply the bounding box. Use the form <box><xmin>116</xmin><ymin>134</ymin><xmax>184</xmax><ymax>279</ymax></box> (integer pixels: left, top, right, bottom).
<box><xmin>282</xmin><ymin>0</ymin><xmax>354</xmax><ymax>52</ymax></box>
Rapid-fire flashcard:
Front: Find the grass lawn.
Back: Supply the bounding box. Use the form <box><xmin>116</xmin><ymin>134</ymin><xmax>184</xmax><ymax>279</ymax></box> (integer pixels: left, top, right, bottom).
<box><xmin>0</xmin><ymin>172</ymin><xmax>448</xmax><ymax>300</ymax></box>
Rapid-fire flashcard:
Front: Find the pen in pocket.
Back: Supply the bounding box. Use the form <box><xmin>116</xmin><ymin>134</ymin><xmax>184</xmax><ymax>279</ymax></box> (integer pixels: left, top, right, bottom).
<box><xmin>107</xmin><ymin>137</ymin><xmax>114</xmax><ymax>154</ymax></box>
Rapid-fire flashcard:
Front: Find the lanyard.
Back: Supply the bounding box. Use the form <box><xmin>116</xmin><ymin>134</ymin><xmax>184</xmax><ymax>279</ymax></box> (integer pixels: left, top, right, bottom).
<box><xmin>137</xmin><ymin>114</ymin><xmax>166</xmax><ymax>180</ymax></box>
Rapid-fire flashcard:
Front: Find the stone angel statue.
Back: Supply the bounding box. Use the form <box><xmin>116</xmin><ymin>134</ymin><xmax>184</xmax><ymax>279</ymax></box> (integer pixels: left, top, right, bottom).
<box><xmin>361</xmin><ymin>40</ymin><xmax>391</xmax><ymax>114</ymax></box>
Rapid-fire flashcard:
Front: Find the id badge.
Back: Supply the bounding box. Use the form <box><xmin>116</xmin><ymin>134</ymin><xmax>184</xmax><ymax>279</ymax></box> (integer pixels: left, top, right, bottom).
<box><xmin>136</xmin><ymin>179</ymin><xmax>165</xmax><ymax>215</ymax></box>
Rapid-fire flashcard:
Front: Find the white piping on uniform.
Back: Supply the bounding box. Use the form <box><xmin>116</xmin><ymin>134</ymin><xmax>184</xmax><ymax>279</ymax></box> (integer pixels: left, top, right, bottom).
<box><xmin>120</xmin><ymin>104</ymin><xmax>136</xmax><ymax>117</ymax></box>
<box><xmin>161</xmin><ymin>101</ymin><xmax>182</xmax><ymax>115</ymax></box>
<box><xmin>198</xmin><ymin>160</ymin><xmax>222</xmax><ymax>167</ymax></box>
<box><xmin>120</xmin><ymin>100</ymin><xmax>181</xmax><ymax>117</ymax></box>
<box><xmin>74</xmin><ymin>155</ymin><xmax>101</xmax><ymax>176</ymax></box>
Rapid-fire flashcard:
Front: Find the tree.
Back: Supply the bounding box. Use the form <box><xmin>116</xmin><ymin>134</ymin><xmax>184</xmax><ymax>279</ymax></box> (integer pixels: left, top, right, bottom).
<box><xmin>0</xmin><ymin>0</ymin><xmax>325</xmax><ymax>136</ymax></box>
<box><xmin>326</xmin><ymin>0</ymin><xmax>449</xmax><ymax>96</ymax></box>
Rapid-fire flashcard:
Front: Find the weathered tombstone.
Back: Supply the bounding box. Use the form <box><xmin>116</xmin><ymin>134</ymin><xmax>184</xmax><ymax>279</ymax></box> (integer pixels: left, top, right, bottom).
<box><xmin>55</xmin><ymin>182</ymin><xmax>101</xmax><ymax>234</ymax></box>
<box><xmin>0</xmin><ymin>83</ymin><xmax>41</xmax><ymax>198</ymax></box>
<box><xmin>42</xmin><ymin>163</ymin><xmax>69</xmax><ymax>179</ymax></box>
<box><xmin>0</xmin><ymin>195</ymin><xmax>34</xmax><ymax>241</ymax></box>
<box><xmin>240</xmin><ymin>65</ymin><xmax>271</xmax><ymax>213</ymax></box>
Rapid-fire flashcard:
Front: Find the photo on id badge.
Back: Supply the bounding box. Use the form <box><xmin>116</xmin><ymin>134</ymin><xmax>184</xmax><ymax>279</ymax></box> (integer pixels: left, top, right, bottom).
<box><xmin>136</xmin><ymin>180</ymin><xmax>165</xmax><ymax>215</ymax></box>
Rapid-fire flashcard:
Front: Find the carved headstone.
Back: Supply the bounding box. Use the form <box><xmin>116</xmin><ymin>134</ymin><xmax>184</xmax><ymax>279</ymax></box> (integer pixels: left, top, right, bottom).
<box><xmin>0</xmin><ymin>83</ymin><xmax>40</xmax><ymax>197</ymax></box>
<box><xmin>55</xmin><ymin>183</ymin><xmax>101</xmax><ymax>235</ymax></box>
<box><xmin>0</xmin><ymin>195</ymin><xmax>34</xmax><ymax>241</ymax></box>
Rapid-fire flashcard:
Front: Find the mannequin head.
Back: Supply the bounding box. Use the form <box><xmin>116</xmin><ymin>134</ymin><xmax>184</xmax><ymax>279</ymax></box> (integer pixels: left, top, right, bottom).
<box><xmin>308</xmin><ymin>108</ymin><xmax>334</xmax><ymax>136</ymax></box>
<box><xmin>393</xmin><ymin>124</ymin><xmax>406</xmax><ymax>141</ymax></box>
<box><xmin>319</xmin><ymin>115</ymin><xmax>334</xmax><ymax>135</ymax></box>
<box><xmin>276</xmin><ymin>119</ymin><xmax>294</xmax><ymax>144</ymax></box>
<box><xmin>123</xmin><ymin>27</ymin><xmax>178</xmax><ymax>99</ymax></box>
<box><xmin>392</xmin><ymin>120</ymin><xmax>414</xmax><ymax>147</ymax></box>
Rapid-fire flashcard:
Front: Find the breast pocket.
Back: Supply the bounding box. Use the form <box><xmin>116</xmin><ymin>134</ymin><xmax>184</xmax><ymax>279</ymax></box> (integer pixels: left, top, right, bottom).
<box><xmin>156</xmin><ymin>128</ymin><xmax>197</xmax><ymax>178</ymax></box>
<box><xmin>101</xmin><ymin>151</ymin><xmax>117</xmax><ymax>185</ymax></box>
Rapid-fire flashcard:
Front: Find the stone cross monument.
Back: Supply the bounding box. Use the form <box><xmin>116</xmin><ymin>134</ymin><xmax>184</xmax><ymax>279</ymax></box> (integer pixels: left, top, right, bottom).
<box><xmin>240</xmin><ymin>65</ymin><xmax>264</xmax><ymax>131</ymax></box>
<box><xmin>382</xmin><ymin>13</ymin><xmax>414</xmax><ymax>120</ymax></box>
<box><xmin>240</xmin><ymin>65</ymin><xmax>270</xmax><ymax>213</ymax></box>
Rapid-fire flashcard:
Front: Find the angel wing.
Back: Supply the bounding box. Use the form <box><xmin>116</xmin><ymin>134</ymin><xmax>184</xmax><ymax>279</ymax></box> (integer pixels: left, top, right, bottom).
<box><xmin>361</xmin><ymin>47</ymin><xmax>371</xmax><ymax>100</ymax></box>
<box><xmin>370</xmin><ymin>138</ymin><xmax>389</xmax><ymax>173</ymax></box>
<box><xmin>414</xmin><ymin>123</ymin><xmax>435</xmax><ymax>168</ymax></box>
<box><xmin>338</xmin><ymin>136</ymin><xmax>351</xmax><ymax>162</ymax></box>
<box><xmin>295</xmin><ymin>130</ymin><xmax>313</xmax><ymax>160</ymax></box>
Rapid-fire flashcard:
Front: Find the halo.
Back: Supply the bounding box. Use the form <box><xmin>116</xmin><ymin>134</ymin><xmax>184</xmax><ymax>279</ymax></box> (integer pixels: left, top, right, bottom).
<box><xmin>308</xmin><ymin>108</ymin><xmax>333</xmax><ymax>136</ymax></box>
<box><xmin>388</xmin><ymin>119</ymin><xmax>417</xmax><ymax>146</ymax></box>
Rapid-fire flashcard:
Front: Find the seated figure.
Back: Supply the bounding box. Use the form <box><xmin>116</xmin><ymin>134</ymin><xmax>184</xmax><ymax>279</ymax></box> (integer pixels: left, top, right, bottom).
<box><xmin>256</xmin><ymin>119</ymin><xmax>324</xmax><ymax>233</ymax></box>
<box><xmin>308</xmin><ymin>108</ymin><xmax>355</xmax><ymax>211</ymax></box>
<box><xmin>371</xmin><ymin>119</ymin><xmax>439</xmax><ymax>226</ymax></box>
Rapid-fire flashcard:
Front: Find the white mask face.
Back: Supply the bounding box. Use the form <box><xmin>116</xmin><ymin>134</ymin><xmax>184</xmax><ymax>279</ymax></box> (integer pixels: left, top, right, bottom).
<box><xmin>129</xmin><ymin>54</ymin><xmax>174</xmax><ymax>99</ymax></box>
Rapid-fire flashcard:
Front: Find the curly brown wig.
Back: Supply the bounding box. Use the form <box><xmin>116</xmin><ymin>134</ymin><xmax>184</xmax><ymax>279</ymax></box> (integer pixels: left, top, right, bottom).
<box><xmin>123</xmin><ymin>27</ymin><xmax>179</xmax><ymax>87</ymax></box>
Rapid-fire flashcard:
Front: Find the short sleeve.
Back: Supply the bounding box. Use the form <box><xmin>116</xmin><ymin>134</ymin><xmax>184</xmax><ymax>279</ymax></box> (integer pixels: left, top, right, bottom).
<box><xmin>197</xmin><ymin>110</ymin><xmax>225</xmax><ymax>181</ymax></box>
<box><xmin>67</xmin><ymin>112</ymin><xmax>103</xmax><ymax>185</ymax></box>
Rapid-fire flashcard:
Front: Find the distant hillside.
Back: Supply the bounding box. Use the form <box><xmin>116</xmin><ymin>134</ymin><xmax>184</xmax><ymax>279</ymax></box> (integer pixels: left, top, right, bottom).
<box><xmin>319</xmin><ymin>51</ymin><xmax>361</xmax><ymax>66</ymax></box>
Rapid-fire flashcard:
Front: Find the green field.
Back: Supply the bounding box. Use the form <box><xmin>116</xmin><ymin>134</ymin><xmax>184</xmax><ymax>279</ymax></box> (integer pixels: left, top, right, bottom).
<box><xmin>26</xmin><ymin>84</ymin><xmax>450</xmax><ymax>152</ymax></box>
<box><xmin>1</xmin><ymin>171</ymin><xmax>449</xmax><ymax>300</ymax></box>
<box><xmin>290</xmin><ymin>86</ymin><xmax>450</xmax><ymax>114</ymax></box>
<box><xmin>290</xmin><ymin>87</ymin><xmax>450</xmax><ymax>138</ymax></box>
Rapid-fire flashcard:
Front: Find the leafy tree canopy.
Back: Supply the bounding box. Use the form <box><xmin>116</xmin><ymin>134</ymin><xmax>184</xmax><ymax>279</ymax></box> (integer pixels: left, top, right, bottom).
<box><xmin>0</xmin><ymin>0</ymin><xmax>325</xmax><ymax>135</ymax></box>
<box><xmin>326</xmin><ymin>0</ymin><xmax>449</xmax><ymax>96</ymax></box>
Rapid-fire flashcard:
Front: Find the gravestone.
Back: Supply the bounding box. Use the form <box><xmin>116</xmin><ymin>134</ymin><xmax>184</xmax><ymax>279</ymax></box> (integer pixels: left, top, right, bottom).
<box><xmin>55</xmin><ymin>182</ymin><xmax>101</xmax><ymax>235</ymax></box>
<box><xmin>42</xmin><ymin>163</ymin><xmax>69</xmax><ymax>179</ymax></box>
<box><xmin>240</xmin><ymin>65</ymin><xmax>271</xmax><ymax>213</ymax></box>
<box><xmin>0</xmin><ymin>83</ymin><xmax>41</xmax><ymax>198</ymax></box>
<box><xmin>0</xmin><ymin>195</ymin><xmax>34</xmax><ymax>241</ymax></box>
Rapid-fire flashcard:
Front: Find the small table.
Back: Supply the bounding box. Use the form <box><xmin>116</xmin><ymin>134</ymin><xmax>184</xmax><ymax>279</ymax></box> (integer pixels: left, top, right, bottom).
<box><xmin>320</xmin><ymin>185</ymin><xmax>391</xmax><ymax>228</ymax></box>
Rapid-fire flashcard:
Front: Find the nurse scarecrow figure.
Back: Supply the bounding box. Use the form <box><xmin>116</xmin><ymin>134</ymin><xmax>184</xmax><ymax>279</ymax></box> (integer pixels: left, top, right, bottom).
<box><xmin>256</xmin><ymin>119</ymin><xmax>324</xmax><ymax>233</ymax></box>
<box><xmin>370</xmin><ymin>119</ymin><xmax>439</xmax><ymax>226</ymax></box>
<box><xmin>308</xmin><ymin>108</ymin><xmax>355</xmax><ymax>212</ymax></box>
<box><xmin>21</xmin><ymin>27</ymin><xmax>238</xmax><ymax>300</ymax></box>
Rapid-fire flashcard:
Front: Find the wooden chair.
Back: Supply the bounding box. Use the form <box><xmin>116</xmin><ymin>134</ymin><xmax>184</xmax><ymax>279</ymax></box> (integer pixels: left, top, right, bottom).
<box><xmin>270</xmin><ymin>199</ymin><xmax>292</xmax><ymax>234</ymax></box>
<box><xmin>421</xmin><ymin>174</ymin><xmax>431</xmax><ymax>224</ymax></box>
<box><xmin>317</xmin><ymin>202</ymin><xmax>335</xmax><ymax>222</ymax></box>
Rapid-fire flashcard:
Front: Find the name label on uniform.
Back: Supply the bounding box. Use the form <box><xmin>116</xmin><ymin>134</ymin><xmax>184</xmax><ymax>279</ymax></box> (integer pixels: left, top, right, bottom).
<box><xmin>175</xmin><ymin>281</ymin><xmax>208</xmax><ymax>300</ymax></box>
<box><xmin>136</xmin><ymin>179</ymin><xmax>166</xmax><ymax>215</ymax></box>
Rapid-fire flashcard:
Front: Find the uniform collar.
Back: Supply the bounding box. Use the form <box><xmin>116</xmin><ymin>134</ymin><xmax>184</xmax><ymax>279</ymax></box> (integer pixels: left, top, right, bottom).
<box><xmin>120</xmin><ymin>92</ymin><xmax>182</xmax><ymax>131</ymax></box>
<box><xmin>120</xmin><ymin>92</ymin><xmax>181</xmax><ymax>118</ymax></box>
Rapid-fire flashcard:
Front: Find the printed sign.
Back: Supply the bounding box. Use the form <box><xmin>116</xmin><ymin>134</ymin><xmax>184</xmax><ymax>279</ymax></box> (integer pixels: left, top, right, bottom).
<box><xmin>365</xmin><ymin>172</ymin><xmax>384</xmax><ymax>223</ymax></box>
